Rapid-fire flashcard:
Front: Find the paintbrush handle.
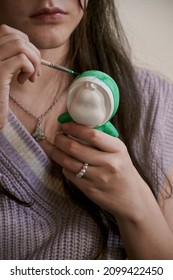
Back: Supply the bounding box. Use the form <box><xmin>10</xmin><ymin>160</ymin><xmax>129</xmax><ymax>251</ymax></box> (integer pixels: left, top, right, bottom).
<box><xmin>41</xmin><ymin>59</ymin><xmax>79</xmax><ymax>75</ymax></box>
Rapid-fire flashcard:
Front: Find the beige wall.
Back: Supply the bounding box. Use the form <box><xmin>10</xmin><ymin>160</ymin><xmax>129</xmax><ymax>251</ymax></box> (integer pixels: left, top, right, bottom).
<box><xmin>116</xmin><ymin>0</ymin><xmax>173</xmax><ymax>82</ymax></box>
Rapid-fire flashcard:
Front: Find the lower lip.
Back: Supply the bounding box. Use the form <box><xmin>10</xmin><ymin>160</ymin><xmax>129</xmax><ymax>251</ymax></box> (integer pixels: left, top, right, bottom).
<box><xmin>31</xmin><ymin>13</ymin><xmax>66</xmax><ymax>24</ymax></box>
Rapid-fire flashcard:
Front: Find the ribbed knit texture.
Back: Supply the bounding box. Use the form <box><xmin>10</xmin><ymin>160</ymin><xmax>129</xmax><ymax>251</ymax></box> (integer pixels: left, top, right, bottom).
<box><xmin>0</xmin><ymin>68</ymin><xmax>173</xmax><ymax>259</ymax></box>
<box><xmin>134</xmin><ymin>69</ymin><xmax>173</xmax><ymax>195</ymax></box>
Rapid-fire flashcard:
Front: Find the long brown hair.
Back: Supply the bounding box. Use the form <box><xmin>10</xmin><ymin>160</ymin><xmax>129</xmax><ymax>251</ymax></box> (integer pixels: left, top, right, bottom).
<box><xmin>67</xmin><ymin>0</ymin><xmax>153</xmax><ymax>187</ymax></box>
<box><xmin>64</xmin><ymin>0</ymin><xmax>155</xmax><ymax>253</ymax></box>
<box><xmin>69</xmin><ymin>0</ymin><xmax>142</xmax><ymax>159</ymax></box>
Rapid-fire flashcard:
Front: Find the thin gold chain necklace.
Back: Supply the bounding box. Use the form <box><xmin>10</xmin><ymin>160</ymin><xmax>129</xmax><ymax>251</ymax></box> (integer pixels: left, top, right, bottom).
<box><xmin>9</xmin><ymin>88</ymin><xmax>67</xmax><ymax>144</ymax></box>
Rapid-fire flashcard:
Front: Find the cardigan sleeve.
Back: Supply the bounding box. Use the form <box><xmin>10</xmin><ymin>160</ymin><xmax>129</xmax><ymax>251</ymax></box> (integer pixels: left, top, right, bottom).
<box><xmin>133</xmin><ymin>68</ymin><xmax>173</xmax><ymax>196</ymax></box>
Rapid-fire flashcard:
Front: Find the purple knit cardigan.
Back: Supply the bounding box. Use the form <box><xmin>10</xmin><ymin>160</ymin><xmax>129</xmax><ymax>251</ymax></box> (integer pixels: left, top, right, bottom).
<box><xmin>0</xmin><ymin>68</ymin><xmax>173</xmax><ymax>259</ymax></box>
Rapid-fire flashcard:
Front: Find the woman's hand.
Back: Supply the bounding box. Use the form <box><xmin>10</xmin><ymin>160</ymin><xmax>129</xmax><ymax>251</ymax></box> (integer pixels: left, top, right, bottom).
<box><xmin>0</xmin><ymin>24</ymin><xmax>41</xmax><ymax>128</ymax></box>
<box><xmin>52</xmin><ymin>122</ymin><xmax>150</xmax><ymax>221</ymax></box>
<box><xmin>52</xmin><ymin>123</ymin><xmax>173</xmax><ymax>259</ymax></box>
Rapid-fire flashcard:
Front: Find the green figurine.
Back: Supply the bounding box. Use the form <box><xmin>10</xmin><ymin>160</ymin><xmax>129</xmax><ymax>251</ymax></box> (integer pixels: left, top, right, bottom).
<box><xmin>58</xmin><ymin>70</ymin><xmax>119</xmax><ymax>137</ymax></box>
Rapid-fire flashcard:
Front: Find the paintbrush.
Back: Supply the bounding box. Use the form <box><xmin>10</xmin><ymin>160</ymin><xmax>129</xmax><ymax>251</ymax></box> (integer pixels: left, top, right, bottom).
<box><xmin>41</xmin><ymin>59</ymin><xmax>80</xmax><ymax>75</ymax></box>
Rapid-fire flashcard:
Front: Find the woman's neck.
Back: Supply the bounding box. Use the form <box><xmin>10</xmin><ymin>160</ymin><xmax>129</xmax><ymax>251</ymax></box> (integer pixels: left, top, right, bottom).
<box><xmin>9</xmin><ymin>48</ymin><xmax>71</xmax><ymax>157</ymax></box>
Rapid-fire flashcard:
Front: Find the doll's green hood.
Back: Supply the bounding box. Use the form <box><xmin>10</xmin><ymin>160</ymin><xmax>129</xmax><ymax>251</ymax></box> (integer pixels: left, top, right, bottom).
<box><xmin>74</xmin><ymin>70</ymin><xmax>119</xmax><ymax>120</ymax></box>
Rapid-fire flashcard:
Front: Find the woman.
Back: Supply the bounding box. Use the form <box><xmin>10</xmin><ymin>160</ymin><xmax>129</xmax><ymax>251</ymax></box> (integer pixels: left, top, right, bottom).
<box><xmin>0</xmin><ymin>0</ymin><xmax>173</xmax><ymax>259</ymax></box>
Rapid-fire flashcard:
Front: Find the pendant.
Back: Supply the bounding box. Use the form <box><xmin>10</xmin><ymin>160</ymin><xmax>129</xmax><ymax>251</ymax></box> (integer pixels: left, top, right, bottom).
<box><xmin>32</xmin><ymin>123</ymin><xmax>47</xmax><ymax>142</ymax></box>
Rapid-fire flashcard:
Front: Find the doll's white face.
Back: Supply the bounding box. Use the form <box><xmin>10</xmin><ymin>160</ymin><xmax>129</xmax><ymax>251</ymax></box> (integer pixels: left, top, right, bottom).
<box><xmin>68</xmin><ymin>82</ymin><xmax>107</xmax><ymax>126</ymax></box>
